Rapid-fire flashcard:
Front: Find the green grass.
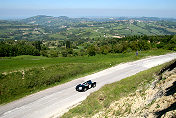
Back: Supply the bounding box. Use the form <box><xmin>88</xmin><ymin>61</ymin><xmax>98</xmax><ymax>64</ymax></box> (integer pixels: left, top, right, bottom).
<box><xmin>0</xmin><ymin>49</ymin><xmax>173</xmax><ymax>104</ymax></box>
<box><xmin>0</xmin><ymin>49</ymin><xmax>172</xmax><ymax>73</ymax></box>
<box><xmin>0</xmin><ymin>63</ymin><xmax>109</xmax><ymax>104</ymax></box>
<box><xmin>49</xmin><ymin>34</ymin><xmax>67</xmax><ymax>39</ymax></box>
<box><xmin>61</xmin><ymin>59</ymin><xmax>173</xmax><ymax>118</ymax></box>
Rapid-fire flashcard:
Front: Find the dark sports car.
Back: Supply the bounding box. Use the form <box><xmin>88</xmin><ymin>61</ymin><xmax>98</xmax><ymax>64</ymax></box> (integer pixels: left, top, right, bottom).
<box><xmin>76</xmin><ymin>80</ymin><xmax>96</xmax><ymax>92</ymax></box>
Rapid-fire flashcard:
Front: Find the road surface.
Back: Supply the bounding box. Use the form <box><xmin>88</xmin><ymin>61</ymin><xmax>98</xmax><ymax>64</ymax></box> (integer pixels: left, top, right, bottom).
<box><xmin>0</xmin><ymin>53</ymin><xmax>176</xmax><ymax>118</ymax></box>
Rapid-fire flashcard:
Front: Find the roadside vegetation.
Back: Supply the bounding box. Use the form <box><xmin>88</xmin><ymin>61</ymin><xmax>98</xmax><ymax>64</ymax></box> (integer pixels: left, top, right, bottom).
<box><xmin>61</xmin><ymin>59</ymin><xmax>175</xmax><ymax>118</ymax></box>
<box><xmin>0</xmin><ymin>49</ymin><xmax>172</xmax><ymax>104</ymax></box>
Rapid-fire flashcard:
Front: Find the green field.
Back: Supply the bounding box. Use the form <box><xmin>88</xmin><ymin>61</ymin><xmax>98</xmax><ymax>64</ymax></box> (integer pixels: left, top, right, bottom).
<box><xmin>0</xmin><ymin>49</ymin><xmax>173</xmax><ymax>104</ymax></box>
<box><xmin>49</xmin><ymin>34</ymin><xmax>67</xmax><ymax>40</ymax></box>
<box><xmin>0</xmin><ymin>49</ymin><xmax>172</xmax><ymax>73</ymax></box>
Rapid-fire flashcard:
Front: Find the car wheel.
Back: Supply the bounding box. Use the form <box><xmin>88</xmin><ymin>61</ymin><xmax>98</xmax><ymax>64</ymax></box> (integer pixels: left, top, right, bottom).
<box><xmin>84</xmin><ymin>87</ymin><xmax>87</xmax><ymax>92</ymax></box>
<box><xmin>89</xmin><ymin>85</ymin><xmax>91</xmax><ymax>89</ymax></box>
<box><xmin>93</xmin><ymin>83</ymin><xmax>96</xmax><ymax>88</ymax></box>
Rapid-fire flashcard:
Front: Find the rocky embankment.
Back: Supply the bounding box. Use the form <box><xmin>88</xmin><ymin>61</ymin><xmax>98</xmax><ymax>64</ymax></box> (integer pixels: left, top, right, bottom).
<box><xmin>93</xmin><ymin>61</ymin><xmax>176</xmax><ymax>118</ymax></box>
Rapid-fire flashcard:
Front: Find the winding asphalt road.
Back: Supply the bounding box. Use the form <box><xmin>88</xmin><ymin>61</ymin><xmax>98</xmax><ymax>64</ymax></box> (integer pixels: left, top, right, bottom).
<box><xmin>0</xmin><ymin>53</ymin><xmax>176</xmax><ymax>118</ymax></box>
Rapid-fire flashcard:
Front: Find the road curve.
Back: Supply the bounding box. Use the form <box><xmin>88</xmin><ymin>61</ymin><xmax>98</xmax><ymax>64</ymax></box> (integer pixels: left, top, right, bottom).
<box><xmin>0</xmin><ymin>53</ymin><xmax>176</xmax><ymax>118</ymax></box>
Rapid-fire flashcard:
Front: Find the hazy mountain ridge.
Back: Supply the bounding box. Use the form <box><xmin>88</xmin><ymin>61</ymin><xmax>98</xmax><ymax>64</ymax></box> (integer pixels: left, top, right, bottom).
<box><xmin>21</xmin><ymin>15</ymin><xmax>176</xmax><ymax>26</ymax></box>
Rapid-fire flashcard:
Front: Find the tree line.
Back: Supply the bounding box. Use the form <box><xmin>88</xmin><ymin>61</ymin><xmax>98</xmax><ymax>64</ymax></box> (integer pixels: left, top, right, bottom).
<box><xmin>87</xmin><ymin>35</ymin><xmax>176</xmax><ymax>56</ymax></box>
<box><xmin>0</xmin><ymin>41</ymin><xmax>41</xmax><ymax>57</ymax></box>
<box><xmin>0</xmin><ymin>35</ymin><xmax>175</xmax><ymax>57</ymax></box>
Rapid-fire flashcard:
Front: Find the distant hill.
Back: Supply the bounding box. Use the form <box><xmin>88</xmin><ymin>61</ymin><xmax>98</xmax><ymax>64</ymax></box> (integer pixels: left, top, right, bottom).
<box><xmin>21</xmin><ymin>15</ymin><xmax>176</xmax><ymax>26</ymax></box>
<box><xmin>0</xmin><ymin>15</ymin><xmax>176</xmax><ymax>41</ymax></box>
<box><xmin>21</xmin><ymin>15</ymin><xmax>94</xmax><ymax>27</ymax></box>
<box><xmin>21</xmin><ymin>15</ymin><xmax>73</xmax><ymax>26</ymax></box>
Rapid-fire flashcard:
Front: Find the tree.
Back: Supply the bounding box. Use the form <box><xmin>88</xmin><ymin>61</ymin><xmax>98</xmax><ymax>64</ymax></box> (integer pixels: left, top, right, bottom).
<box><xmin>67</xmin><ymin>48</ymin><xmax>73</xmax><ymax>55</ymax></box>
<box><xmin>87</xmin><ymin>45</ymin><xmax>96</xmax><ymax>56</ymax></box>
<box><xmin>100</xmin><ymin>45</ymin><xmax>111</xmax><ymax>54</ymax></box>
<box><xmin>165</xmin><ymin>35</ymin><xmax>176</xmax><ymax>50</ymax></box>
<box><xmin>33</xmin><ymin>49</ymin><xmax>40</xmax><ymax>56</ymax></box>
<box><xmin>114</xmin><ymin>44</ymin><xmax>123</xmax><ymax>53</ymax></box>
<box><xmin>33</xmin><ymin>41</ymin><xmax>42</xmax><ymax>51</ymax></box>
<box><xmin>130</xmin><ymin>41</ymin><xmax>139</xmax><ymax>51</ymax></box>
<box><xmin>41</xmin><ymin>50</ymin><xmax>48</xmax><ymax>57</ymax></box>
<box><xmin>138</xmin><ymin>40</ymin><xmax>151</xmax><ymax>51</ymax></box>
<box><xmin>61</xmin><ymin>50</ymin><xmax>68</xmax><ymax>57</ymax></box>
<box><xmin>66</xmin><ymin>40</ymin><xmax>71</xmax><ymax>49</ymax></box>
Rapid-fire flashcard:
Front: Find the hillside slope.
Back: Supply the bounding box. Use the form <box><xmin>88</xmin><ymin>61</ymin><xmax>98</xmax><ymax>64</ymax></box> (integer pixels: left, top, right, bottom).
<box><xmin>93</xmin><ymin>61</ymin><xmax>176</xmax><ymax>118</ymax></box>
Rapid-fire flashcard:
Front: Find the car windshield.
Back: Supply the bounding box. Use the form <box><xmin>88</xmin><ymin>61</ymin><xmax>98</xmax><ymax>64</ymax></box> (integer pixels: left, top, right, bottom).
<box><xmin>82</xmin><ymin>82</ymin><xmax>87</xmax><ymax>85</ymax></box>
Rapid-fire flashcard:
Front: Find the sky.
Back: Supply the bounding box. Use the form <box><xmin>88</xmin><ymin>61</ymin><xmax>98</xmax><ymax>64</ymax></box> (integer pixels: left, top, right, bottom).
<box><xmin>0</xmin><ymin>0</ymin><xmax>176</xmax><ymax>19</ymax></box>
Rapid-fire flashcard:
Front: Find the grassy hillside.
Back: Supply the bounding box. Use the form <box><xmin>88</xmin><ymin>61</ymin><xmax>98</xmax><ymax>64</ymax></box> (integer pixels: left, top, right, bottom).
<box><xmin>61</xmin><ymin>58</ymin><xmax>175</xmax><ymax>118</ymax></box>
<box><xmin>0</xmin><ymin>49</ymin><xmax>173</xmax><ymax>104</ymax></box>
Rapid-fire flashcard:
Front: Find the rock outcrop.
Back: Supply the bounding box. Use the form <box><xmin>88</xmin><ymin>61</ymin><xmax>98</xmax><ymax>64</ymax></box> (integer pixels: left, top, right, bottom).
<box><xmin>93</xmin><ymin>62</ymin><xmax>176</xmax><ymax>118</ymax></box>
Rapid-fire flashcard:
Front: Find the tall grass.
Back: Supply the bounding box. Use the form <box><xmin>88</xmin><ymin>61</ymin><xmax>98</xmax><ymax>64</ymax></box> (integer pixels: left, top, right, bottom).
<box><xmin>0</xmin><ymin>63</ymin><xmax>109</xmax><ymax>104</ymax></box>
<box><xmin>0</xmin><ymin>49</ymin><xmax>173</xmax><ymax>104</ymax></box>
